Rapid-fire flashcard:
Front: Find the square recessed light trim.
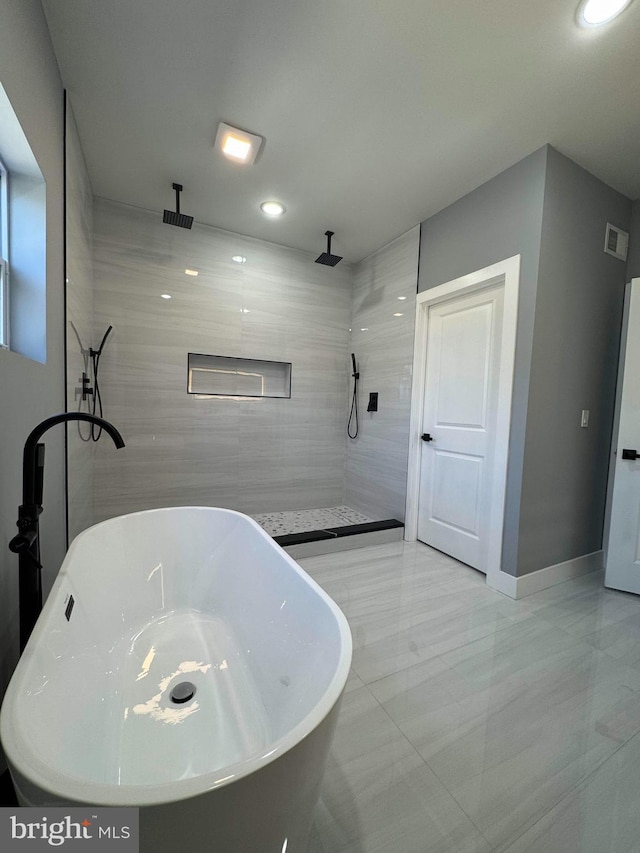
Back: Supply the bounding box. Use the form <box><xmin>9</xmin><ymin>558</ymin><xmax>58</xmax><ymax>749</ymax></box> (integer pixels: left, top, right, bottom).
<box><xmin>215</xmin><ymin>122</ymin><xmax>264</xmax><ymax>165</ymax></box>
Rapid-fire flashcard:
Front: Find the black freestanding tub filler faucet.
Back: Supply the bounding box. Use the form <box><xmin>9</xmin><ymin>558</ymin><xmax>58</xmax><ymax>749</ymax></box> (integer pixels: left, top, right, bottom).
<box><xmin>8</xmin><ymin>413</ymin><xmax>125</xmax><ymax>652</ymax></box>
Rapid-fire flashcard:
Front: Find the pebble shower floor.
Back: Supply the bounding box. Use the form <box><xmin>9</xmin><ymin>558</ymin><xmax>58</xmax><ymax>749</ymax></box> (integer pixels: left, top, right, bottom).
<box><xmin>252</xmin><ymin>506</ymin><xmax>372</xmax><ymax>537</ymax></box>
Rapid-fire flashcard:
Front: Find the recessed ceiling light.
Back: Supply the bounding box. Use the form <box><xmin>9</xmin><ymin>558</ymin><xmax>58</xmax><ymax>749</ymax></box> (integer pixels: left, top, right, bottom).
<box><xmin>398</xmin><ymin>296</ymin><xmax>407</xmax><ymax>301</ymax></box>
<box><xmin>393</xmin><ymin>313</ymin><xmax>404</xmax><ymax>317</ymax></box>
<box><xmin>360</xmin><ymin>328</ymin><xmax>369</xmax><ymax>332</ymax></box>
<box><xmin>224</xmin><ymin>136</ymin><xmax>251</xmax><ymax>160</ymax></box>
<box><xmin>232</xmin><ymin>255</ymin><xmax>247</xmax><ymax>264</ymax></box>
<box><xmin>185</xmin><ymin>268</ymin><xmax>198</xmax><ymax>276</ymax></box>
<box><xmin>260</xmin><ymin>201</ymin><xmax>285</xmax><ymax>217</ymax></box>
<box><xmin>161</xmin><ymin>294</ymin><xmax>172</xmax><ymax>299</ymax></box>
<box><xmin>240</xmin><ymin>308</ymin><xmax>250</xmax><ymax>314</ymax></box>
<box><xmin>577</xmin><ymin>0</ymin><xmax>631</xmax><ymax>26</ymax></box>
<box><xmin>215</xmin><ymin>122</ymin><xmax>264</xmax><ymax>165</ymax></box>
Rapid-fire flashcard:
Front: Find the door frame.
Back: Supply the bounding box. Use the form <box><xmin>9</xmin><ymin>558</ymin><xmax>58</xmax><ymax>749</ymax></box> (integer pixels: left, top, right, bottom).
<box><xmin>405</xmin><ymin>255</ymin><xmax>520</xmax><ymax>592</ymax></box>
<box><xmin>603</xmin><ymin>277</ymin><xmax>640</xmax><ymax>592</ymax></box>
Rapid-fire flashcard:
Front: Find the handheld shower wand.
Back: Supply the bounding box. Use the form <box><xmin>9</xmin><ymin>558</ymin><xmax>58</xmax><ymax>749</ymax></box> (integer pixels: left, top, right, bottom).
<box><xmin>348</xmin><ymin>353</ymin><xmax>359</xmax><ymax>439</ymax></box>
<box><xmin>89</xmin><ymin>325</ymin><xmax>113</xmax><ymax>440</ymax></box>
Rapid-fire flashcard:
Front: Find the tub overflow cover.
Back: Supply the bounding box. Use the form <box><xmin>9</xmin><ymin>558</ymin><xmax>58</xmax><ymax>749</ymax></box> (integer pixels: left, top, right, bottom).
<box><xmin>170</xmin><ymin>681</ymin><xmax>196</xmax><ymax>704</ymax></box>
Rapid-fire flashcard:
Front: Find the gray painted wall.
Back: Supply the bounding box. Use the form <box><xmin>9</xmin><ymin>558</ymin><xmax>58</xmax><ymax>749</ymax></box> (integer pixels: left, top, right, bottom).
<box><xmin>627</xmin><ymin>199</ymin><xmax>640</xmax><ymax>281</ymax></box>
<box><xmin>0</xmin><ymin>0</ymin><xmax>66</xmax><ymax>764</ymax></box>
<box><xmin>418</xmin><ymin>146</ymin><xmax>547</xmax><ymax>575</ymax></box>
<box><xmin>418</xmin><ymin>145</ymin><xmax>631</xmax><ymax>577</ymax></box>
<box><xmin>518</xmin><ymin>148</ymin><xmax>631</xmax><ymax>574</ymax></box>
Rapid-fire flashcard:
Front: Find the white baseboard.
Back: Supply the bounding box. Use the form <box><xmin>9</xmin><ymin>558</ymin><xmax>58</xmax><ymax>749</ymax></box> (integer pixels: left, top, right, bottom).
<box><xmin>488</xmin><ymin>550</ymin><xmax>603</xmax><ymax>599</ymax></box>
<box><xmin>486</xmin><ymin>570</ymin><xmax>518</xmax><ymax>598</ymax></box>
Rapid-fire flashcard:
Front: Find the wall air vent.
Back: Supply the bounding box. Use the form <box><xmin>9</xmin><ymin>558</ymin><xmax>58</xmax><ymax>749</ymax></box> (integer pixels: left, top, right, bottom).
<box><xmin>604</xmin><ymin>223</ymin><xmax>629</xmax><ymax>262</ymax></box>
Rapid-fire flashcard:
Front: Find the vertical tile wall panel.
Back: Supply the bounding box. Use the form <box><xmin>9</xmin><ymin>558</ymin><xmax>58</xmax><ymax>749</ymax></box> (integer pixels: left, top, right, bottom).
<box><xmin>65</xmin><ymin>104</ymin><xmax>96</xmax><ymax>540</ymax></box>
<box><xmin>345</xmin><ymin>226</ymin><xmax>419</xmax><ymax>521</ymax></box>
<box><xmin>91</xmin><ymin>199</ymin><xmax>352</xmax><ymax>522</ymax></box>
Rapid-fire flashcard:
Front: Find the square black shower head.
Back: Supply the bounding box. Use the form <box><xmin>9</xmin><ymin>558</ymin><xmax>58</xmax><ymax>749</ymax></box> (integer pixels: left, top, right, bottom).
<box><xmin>163</xmin><ymin>209</ymin><xmax>194</xmax><ymax>229</ymax></box>
<box><xmin>315</xmin><ymin>231</ymin><xmax>342</xmax><ymax>266</ymax></box>
<box><xmin>163</xmin><ymin>182</ymin><xmax>194</xmax><ymax>229</ymax></box>
<box><xmin>315</xmin><ymin>251</ymin><xmax>343</xmax><ymax>266</ymax></box>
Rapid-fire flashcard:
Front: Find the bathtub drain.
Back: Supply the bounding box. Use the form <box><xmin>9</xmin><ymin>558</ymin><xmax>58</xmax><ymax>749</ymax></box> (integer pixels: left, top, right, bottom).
<box><xmin>170</xmin><ymin>681</ymin><xmax>196</xmax><ymax>704</ymax></box>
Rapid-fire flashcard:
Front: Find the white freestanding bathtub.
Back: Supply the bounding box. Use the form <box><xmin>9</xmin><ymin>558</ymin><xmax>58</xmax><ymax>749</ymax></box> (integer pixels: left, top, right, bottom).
<box><xmin>0</xmin><ymin>507</ymin><xmax>352</xmax><ymax>852</ymax></box>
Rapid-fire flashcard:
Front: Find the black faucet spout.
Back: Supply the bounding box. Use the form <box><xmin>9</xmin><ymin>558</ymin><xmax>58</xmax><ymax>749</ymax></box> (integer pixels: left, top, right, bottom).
<box><xmin>12</xmin><ymin>412</ymin><xmax>125</xmax><ymax>652</ymax></box>
<box><xmin>22</xmin><ymin>413</ymin><xmax>124</xmax><ymax>507</ymax></box>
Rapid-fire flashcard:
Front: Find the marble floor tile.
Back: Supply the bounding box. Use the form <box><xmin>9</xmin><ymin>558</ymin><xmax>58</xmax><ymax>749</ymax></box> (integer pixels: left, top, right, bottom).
<box><xmin>348</xmin><ymin>584</ymin><xmax>529</xmax><ymax>684</ymax></box>
<box><xmin>375</xmin><ymin>620</ymin><xmax>640</xmax><ymax>847</ymax></box>
<box><xmin>298</xmin><ymin>541</ymin><xmax>640</xmax><ymax>852</ymax></box>
<box><xmin>522</xmin><ymin>570</ymin><xmax>640</xmax><ymax>642</ymax></box>
<box><xmin>579</xmin><ymin>612</ymin><xmax>640</xmax><ymax>673</ymax></box>
<box><xmin>497</xmin><ymin>731</ymin><xmax>640</xmax><ymax>853</ymax></box>
<box><xmin>309</xmin><ymin>685</ymin><xmax>491</xmax><ymax>853</ymax></box>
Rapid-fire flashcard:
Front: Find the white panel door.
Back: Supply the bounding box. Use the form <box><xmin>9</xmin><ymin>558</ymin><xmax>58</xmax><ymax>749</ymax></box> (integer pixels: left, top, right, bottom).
<box><xmin>605</xmin><ymin>279</ymin><xmax>640</xmax><ymax>594</ymax></box>
<box><xmin>417</xmin><ymin>283</ymin><xmax>504</xmax><ymax>572</ymax></box>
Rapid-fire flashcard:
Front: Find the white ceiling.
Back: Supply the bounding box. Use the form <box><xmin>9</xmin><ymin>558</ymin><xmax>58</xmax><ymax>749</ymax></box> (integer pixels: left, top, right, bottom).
<box><xmin>41</xmin><ymin>0</ymin><xmax>640</xmax><ymax>263</ymax></box>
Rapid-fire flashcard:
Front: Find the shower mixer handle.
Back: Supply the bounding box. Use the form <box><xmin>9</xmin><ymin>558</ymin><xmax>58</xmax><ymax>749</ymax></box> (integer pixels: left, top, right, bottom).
<box><xmin>81</xmin><ymin>372</ymin><xmax>94</xmax><ymax>400</ymax></box>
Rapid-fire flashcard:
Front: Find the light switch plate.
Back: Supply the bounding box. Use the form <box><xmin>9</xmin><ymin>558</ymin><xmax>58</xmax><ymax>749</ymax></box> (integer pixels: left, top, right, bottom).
<box><xmin>581</xmin><ymin>409</ymin><xmax>590</xmax><ymax>428</ymax></box>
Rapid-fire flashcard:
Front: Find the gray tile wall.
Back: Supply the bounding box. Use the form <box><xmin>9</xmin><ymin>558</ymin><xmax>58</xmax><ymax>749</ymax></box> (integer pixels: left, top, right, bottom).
<box><xmin>91</xmin><ymin>199</ymin><xmax>353</xmax><ymax>522</ymax></box>
<box><xmin>65</xmin><ymin>102</ymin><xmax>96</xmax><ymax>541</ymax></box>
<box><xmin>345</xmin><ymin>226</ymin><xmax>419</xmax><ymax>521</ymax></box>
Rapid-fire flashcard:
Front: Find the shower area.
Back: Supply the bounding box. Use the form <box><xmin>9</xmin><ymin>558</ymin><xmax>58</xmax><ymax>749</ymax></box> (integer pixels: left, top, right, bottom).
<box><xmin>65</xmin><ymin>104</ymin><xmax>418</xmax><ymax>554</ymax></box>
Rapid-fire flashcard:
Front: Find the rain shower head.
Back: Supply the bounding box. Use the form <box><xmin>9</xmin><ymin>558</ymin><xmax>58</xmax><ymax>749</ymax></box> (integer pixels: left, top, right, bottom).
<box><xmin>163</xmin><ymin>183</ymin><xmax>194</xmax><ymax>229</ymax></box>
<box><xmin>315</xmin><ymin>231</ymin><xmax>343</xmax><ymax>266</ymax></box>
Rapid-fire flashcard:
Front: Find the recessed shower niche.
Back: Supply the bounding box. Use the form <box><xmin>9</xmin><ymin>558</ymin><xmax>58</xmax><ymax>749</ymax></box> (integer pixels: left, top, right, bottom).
<box><xmin>187</xmin><ymin>353</ymin><xmax>292</xmax><ymax>399</ymax></box>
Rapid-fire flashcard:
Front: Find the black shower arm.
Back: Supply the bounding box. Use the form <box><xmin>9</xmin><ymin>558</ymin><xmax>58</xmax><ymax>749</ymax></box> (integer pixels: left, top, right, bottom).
<box><xmin>325</xmin><ymin>231</ymin><xmax>334</xmax><ymax>254</ymax></box>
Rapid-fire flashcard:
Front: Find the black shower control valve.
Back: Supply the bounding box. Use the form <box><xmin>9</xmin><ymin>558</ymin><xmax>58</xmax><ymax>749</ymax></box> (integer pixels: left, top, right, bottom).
<box><xmin>81</xmin><ymin>372</ymin><xmax>94</xmax><ymax>400</ymax></box>
<box><xmin>367</xmin><ymin>392</ymin><xmax>378</xmax><ymax>412</ymax></box>
<box><xmin>622</xmin><ymin>448</ymin><xmax>639</xmax><ymax>460</ymax></box>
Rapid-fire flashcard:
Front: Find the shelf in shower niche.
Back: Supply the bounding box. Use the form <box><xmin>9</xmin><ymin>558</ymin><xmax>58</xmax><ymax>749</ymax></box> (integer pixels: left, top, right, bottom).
<box><xmin>187</xmin><ymin>353</ymin><xmax>291</xmax><ymax>399</ymax></box>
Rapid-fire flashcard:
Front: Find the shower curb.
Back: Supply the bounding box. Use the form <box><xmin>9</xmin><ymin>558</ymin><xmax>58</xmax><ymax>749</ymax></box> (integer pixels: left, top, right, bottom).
<box><xmin>276</xmin><ymin>519</ymin><xmax>404</xmax><ymax>557</ymax></box>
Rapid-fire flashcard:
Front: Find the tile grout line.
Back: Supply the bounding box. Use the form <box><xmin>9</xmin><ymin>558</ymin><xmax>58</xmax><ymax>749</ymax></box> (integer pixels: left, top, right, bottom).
<box><xmin>490</xmin><ymin>731</ymin><xmax>640</xmax><ymax>853</ymax></box>
<box><xmin>364</xmin><ymin>600</ymin><xmax>640</xmax><ymax>853</ymax></box>
<box><xmin>354</xmin><ymin>605</ymin><xmax>536</xmax><ymax>692</ymax></box>
<box><xmin>352</xmin><ymin>606</ymin><xmax>584</xmax><ymax>849</ymax></box>
<box><xmin>352</xmin><ymin>666</ymin><xmax>497</xmax><ymax>851</ymax></box>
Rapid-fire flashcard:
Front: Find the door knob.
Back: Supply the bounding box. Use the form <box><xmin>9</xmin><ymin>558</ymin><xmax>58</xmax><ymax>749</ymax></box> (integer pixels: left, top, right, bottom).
<box><xmin>622</xmin><ymin>449</ymin><xmax>639</xmax><ymax>460</ymax></box>
<box><xmin>421</xmin><ymin>433</ymin><xmax>434</xmax><ymax>442</ymax></box>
